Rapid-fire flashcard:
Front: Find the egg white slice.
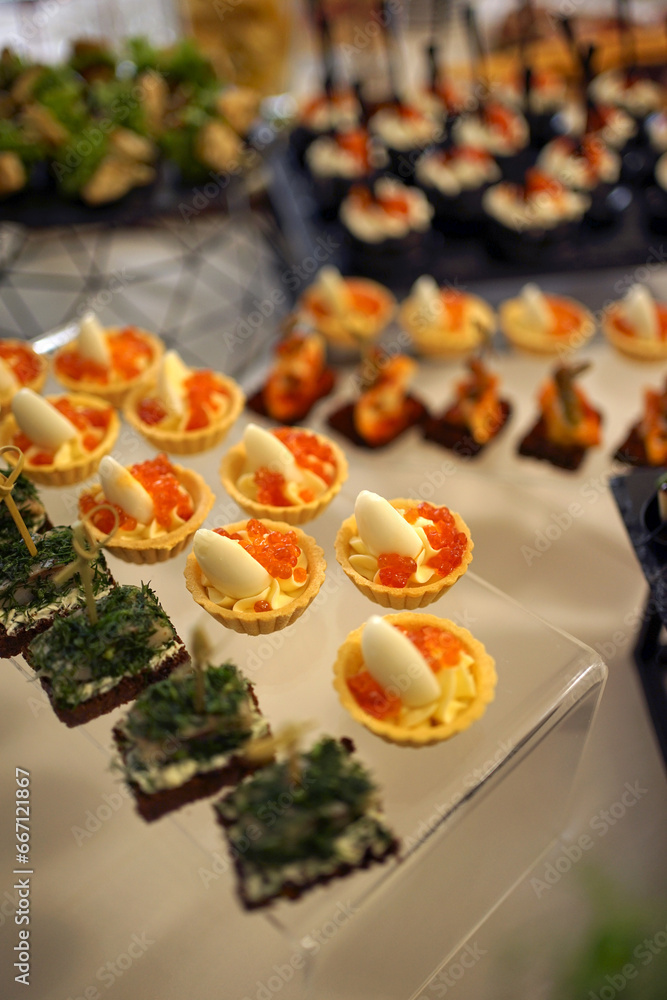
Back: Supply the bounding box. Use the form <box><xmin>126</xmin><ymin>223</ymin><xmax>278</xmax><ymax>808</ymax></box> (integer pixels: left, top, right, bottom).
<box><xmin>520</xmin><ymin>282</ymin><xmax>552</xmax><ymax>330</ymax></box>
<box><xmin>354</xmin><ymin>491</ymin><xmax>422</xmax><ymax>559</ymax></box>
<box><xmin>243</xmin><ymin>424</ymin><xmax>303</xmax><ymax>482</ymax></box>
<box><xmin>98</xmin><ymin>456</ymin><xmax>154</xmax><ymax>524</ymax></box>
<box><xmin>194</xmin><ymin>528</ymin><xmax>272</xmax><ymax>599</ymax></box>
<box><xmin>0</xmin><ymin>356</ymin><xmax>18</xmax><ymax>393</ymax></box>
<box><xmin>78</xmin><ymin>311</ymin><xmax>111</xmax><ymax>367</ymax></box>
<box><xmin>361</xmin><ymin>615</ymin><xmax>440</xmax><ymax>708</ymax></box>
<box><xmin>157</xmin><ymin>350</ymin><xmax>191</xmax><ymax>415</ymax></box>
<box><xmin>12</xmin><ymin>388</ymin><xmax>78</xmax><ymax>449</ymax></box>
<box><xmin>622</xmin><ymin>284</ymin><xmax>658</xmax><ymax>339</ymax></box>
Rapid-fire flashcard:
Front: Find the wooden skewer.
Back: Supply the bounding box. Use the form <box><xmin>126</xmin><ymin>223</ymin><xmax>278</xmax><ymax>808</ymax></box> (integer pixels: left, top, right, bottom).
<box><xmin>0</xmin><ymin>446</ymin><xmax>36</xmax><ymax>557</ymax></box>
<box><xmin>53</xmin><ymin>504</ymin><xmax>119</xmax><ymax>625</ymax></box>
<box><xmin>190</xmin><ymin>623</ymin><xmax>213</xmax><ymax>714</ymax></box>
<box><xmin>244</xmin><ymin>720</ymin><xmax>315</xmax><ymax>783</ymax></box>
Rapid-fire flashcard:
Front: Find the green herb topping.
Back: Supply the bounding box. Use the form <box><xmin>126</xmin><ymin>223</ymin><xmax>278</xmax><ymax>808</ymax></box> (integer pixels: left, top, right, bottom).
<box><xmin>27</xmin><ymin>583</ymin><xmax>179</xmax><ymax>708</ymax></box>
<box><xmin>0</xmin><ymin>464</ymin><xmax>46</xmax><ymax>544</ymax></box>
<box><xmin>216</xmin><ymin>738</ymin><xmax>395</xmax><ymax>868</ymax></box>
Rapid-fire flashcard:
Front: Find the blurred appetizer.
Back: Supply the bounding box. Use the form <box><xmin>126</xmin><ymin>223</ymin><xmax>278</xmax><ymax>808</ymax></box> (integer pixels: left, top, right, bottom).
<box><xmin>53</xmin><ymin>312</ymin><xmax>163</xmax><ymax>406</ymax></box>
<box><xmin>1</xmin><ymin>387</ymin><xmax>119</xmax><ymax>485</ymax></box>
<box><xmin>423</xmin><ymin>354</ymin><xmax>512</xmax><ymax>457</ymax></box>
<box><xmin>415</xmin><ymin>144</ymin><xmax>501</xmax><ymax>235</ymax></box>
<box><xmin>0</xmin><ymin>339</ymin><xmax>48</xmax><ymax>415</ymax></box>
<box><xmin>499</xmin><ymin>283</ymin><xmax>595</xmax><ymax>355</ymax></box>
<box><xmin>327</xmin><ymin>349</ymin><xmax>427</xmax><ymax>449</ymax></box>
<box><xmin>298</xmin><ymin>267</ymin><xmax>396</xmax><ymax>352</ymax></box>
<box><xmin>247</xmin><ymin>322</ymin><xmax>335</xmax><ymax>424</ymax></box>
<box><xmin>220</xmin><ymin>423</ymin><xmax>347</xmax><ymax>525</ymax></box>
<box><xmin>124</xmin><ymin>349</ymin><xmax>244</xmax><ymax>454</ymax></box>
<box><xmin>601</xmin><ymin>284</ymin><xmax>667</xmax><ymax>361</ymax></box>
<box><xmin>614</xmin><ymin>379</ymin><xmax>667</xmax><ymax>467</ymax></box>
<box><xmin>399</xmin><ymin>276</ymin><xmax>495</xmax><ymax>358</ymax></box>
<box><xmin>518</xmin><ymin>362</ymin><xmax>602</xmax><ymax>471</ymax></box>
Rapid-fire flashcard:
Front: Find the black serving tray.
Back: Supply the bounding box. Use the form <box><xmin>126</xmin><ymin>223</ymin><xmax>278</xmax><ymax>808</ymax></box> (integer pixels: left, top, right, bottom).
<box><xmin>611</xmin><ymin>468</ymin><xmax>667</xmax><ymax>769</ymax></box>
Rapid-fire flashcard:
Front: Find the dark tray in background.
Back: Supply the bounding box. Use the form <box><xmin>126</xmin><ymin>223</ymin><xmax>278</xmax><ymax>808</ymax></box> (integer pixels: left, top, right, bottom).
<box><xmin>611</xmin><ymin>468</ymin><xmax>667</xmax><ymax>770</ymax></box>
<box><xmin>261</xmin><ymin>132</ymin><xmax>664</xmax><ymax>295</ymax></box>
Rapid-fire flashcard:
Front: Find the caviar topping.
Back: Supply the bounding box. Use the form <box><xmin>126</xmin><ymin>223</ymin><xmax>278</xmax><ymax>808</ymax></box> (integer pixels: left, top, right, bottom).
<box><xmin>0</xmin><ymin>342</ymin><xmax>42</xmax><ymax>387</ymax></box>
<box><xmin>56</xmin><ymin>327</ymin><xmax>153</xmax><ymax>384</ymax></box>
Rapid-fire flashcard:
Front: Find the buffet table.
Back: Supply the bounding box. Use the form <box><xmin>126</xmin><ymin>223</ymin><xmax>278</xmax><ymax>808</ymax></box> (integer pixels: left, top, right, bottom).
<box><xmin>0</xmin><ymin>215</ymin><xmax>666</xmax><ymax>1000</ymax></box>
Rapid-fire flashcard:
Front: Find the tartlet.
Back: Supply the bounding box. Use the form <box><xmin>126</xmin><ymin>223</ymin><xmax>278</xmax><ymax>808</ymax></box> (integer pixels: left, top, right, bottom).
<box><xmin>399</xmin><ymin>277</ymin><xmax>495</xmax><ymax>358</ymax></box>
<box><xmin>499</xmin><ymin>285</ymin><xmax>596</xmax><ymax>355</ymax></box>
<box><xmin>78</xmin><ymin>453</ymin><xmax>215</xmax><ymax>564</ymax></box>
<box><xmin>184</xmin><ymin>518</ymin><xmax>326</xmax><ymax>635</ymax></box>
<box><xmin>0</xmin><ymin>391</ymin><xmax>120</xmax><ymax>486</ymax></box>
<box><xmin>601</xmin><ymin>289</ymin><xmax>667</xmax><ymax>362</ymax></box>
<box><xmin>53</xmin><ymin>325</ymin><xmax>164</xmax><ymax>407</ymax></box>
<box><xmin>0</xmin><ymin>339</ymin><xmax>48</xmax><ymax>416</ymax></box>
<box><xmin>335</xmin><ymin>496</ymin><xmax>473</xmax><ymax>610</ymax></box>
<box><xmin>332</xmin><ymin>612</ymin><xmax>497</xmax><ymax>747</ymax></box>
<box><xmin>124</xmin><ymin>369</ymin><xmax>245</xmax><ymax>454</ymax></box>
<box><xmin>220</xmin><ymin>425</ymin><xmax>348</xmax><ymax>526</ymax></box>
<box><xmin>298</xmin><ymin>270</ymin><xmax>396</xmax><ymax>351</ymax></box>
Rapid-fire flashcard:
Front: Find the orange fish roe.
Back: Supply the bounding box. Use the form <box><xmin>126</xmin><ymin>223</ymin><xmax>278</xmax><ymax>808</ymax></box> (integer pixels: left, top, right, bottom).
<box><xmin>613</xmin><ymin>303</ymin><xmax>667</xmax><ymax>341</ymax></box>
<box><xmin>400</xmin><ymin>502</ymin><xmax>468</xmax><ymax>579</ymax></box>
<box><xmin>254</xmin><ymin>600</ymin><xmax>272</xmax><ymax>613</ymax></box>
<box><xmin>13</xmin><ymin>398</ymin><xmax>113</xmax><ymax>464</ymax></box>
<box><xmin>0</xmin><ymin>342</ymin><xmax>41</xmax><ymax>385</ymax></box>
<box><xmin>396</xmin><ymin>624</ymin><xmax>464</xmax><ymax>672</ymax></box>
<box><xmin>377</xmin><ymin>552</ymin><xmax>417</xmax><ymax>588</ymax></box>
<box><xmin>347</xmin><ymin>670</ymin><xmax>402</xmax><ymax>721</ymax></box>
<box><xmin>78</xmin><ymin>453</ymin><xmax>193</xmax><ymax>533</ymax></box>
<box><xmin>273</xmin><ymin>427</ymin><xmax>336</xmax><ymax>486</ymax></box>
<box><xmin>184</xmin><ymin>371</ymin><xmax>229</xmax><ymax>431</ymax></box>
<box><xmin>137</xmin><ymin>371</ymin><xmax>229</xmax><ymax>430</ymax></box>
<box><xmin>254</xmin><ymin>468</ymin><xmax>291</xmax><ymax>506</ymax></box>
<box><xmin>55</xmin><ymin>327</ymin><xmax>153</xmax><ymax>384</ymax></box>
<box><xmin>214</xmin><ymin>519</ymin><xmax>305</xmax><ymax>581</ymax></box>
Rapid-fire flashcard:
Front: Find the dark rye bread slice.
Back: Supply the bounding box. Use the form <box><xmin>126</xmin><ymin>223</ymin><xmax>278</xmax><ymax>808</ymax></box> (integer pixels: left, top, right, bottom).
<box><xmin>29</xmin><ymin>644</ymin><xmax>190</xmax><ymax>728</ymax></box>
<box><xmin>614</xmin><ymin>424</ymin><xmax>651</xmax><ymax>467</ymax></box>
<box><xmin>247</xmin><ymin>368</ymin><xmax>336</xmax><ymax>425</ymax></box>
<box><xmin>517</xmin><ymin>415</ymin><xmax>599</xmax><ymax>472</ymax></box>
<box><xmin>423</xmin><ymin>400</ymin><xmax>512</xmax><ymax>458</ymax></box>
<box><xmin>327</xmin><ymin>395</ymin><xmax>428</xmax><ymax>449</ymax></box>
<box><xmin>113</xmin><ymin>673</ymin><xmax>268</xmax><ymax>822</ymax></box>
<box><xmin>22</xmin><ymin>583</ymin><xmax>186</xmax><ymax>727</ymax></box>
<box><xmin>214</xmin><ymin>737</ymin><xmax>399</xmax><ymax>911</ymax></box>
<box><xmin>0</xmin><ymin>525</ymin><xmax>115</xmax><ymax>658</ymax></box>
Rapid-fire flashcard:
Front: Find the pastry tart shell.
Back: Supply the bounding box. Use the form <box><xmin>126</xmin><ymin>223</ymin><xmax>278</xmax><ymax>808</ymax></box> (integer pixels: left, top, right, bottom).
<box><xmin>219</xmin><ymin>431</ymin><xmax>349</xmax><ymax>526</ymax></box>
<box><xmin>399</xmin><ymin>294</ymin><xmax>495</xmax><ymax>358</ymax></box>
<box><xmin>335</xmin><ymin>498</ymin><xmax>473</xmax><ymax>609</ymax></box>
<box><xmin>123</xmin><ymin>373</ymin><xmax>245</xmax><ymax>454</ymax></box>
<box><xmin>184</xmin><ymin>518</ymin><xmax>326</xmax><ymax>635</ymax></box>
<box><xmin>81</xmin><ymin>464</ymin><xmax>215</xmax><ymax>564</ymax></box>
<box><xmin>601</xmin><ymin>307</ymin><xmax>667</xmax><ymax>361</ymax></box>
<box><xmin>499</xmin><ymin>296</ymin><xmax>595</xmax><ymax>355</ymax></box>
<box><xmin>0</xmin><ymin>341</ymin><xmax>49</xmax><ymax>417</ymax></box>
<box><xmin>53</xmin><ymin>328</ymin><xmax>165</xmax><ymax>407</ymax></box>
<box><xmin>332</xmin><ymin>612</ymin><xmax>496</xmax><ymax>747</ymax></box>
<box><xmin>0</xmin><ymin>393</ymin><xmax>120</xmax><ymax>486</ymax></box>
<box><xmin>299</xmin><ymin>278</ymin><xmax>397</xmax><ymax>350</ymax></box>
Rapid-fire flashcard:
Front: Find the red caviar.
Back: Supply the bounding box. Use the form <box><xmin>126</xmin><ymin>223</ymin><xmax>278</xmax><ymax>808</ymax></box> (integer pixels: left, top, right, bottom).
<box><xmin>253</xmin><ymin>429</ymin><xmax>337</xmax><ymax>506</ymax></box>
<box><xmin>137</xmin><ymin>370</ymin><xmax>229</xmax><ymax>430</ymax></box>
<box><xmin>380</xmin><ymin>502</ymin><xmax>468</xmax><ymax>584</ymax></box>
<box><xmin>13</xmin><ymin>398</ymin><xmax>113</xmax><ymax>464</ymax></box>
<box><xmin>347</xmin><ymin>671</ymin><xmax>402</xmax><ymax>721</ymax></box>
<box><xmin>214</xmin><ymin>519</ymin><xmax>305</xmax><ymax>581</ymax></box>
<box><xmin>55</xmin><ymin>327</ymin><xmax>153</xmax><ymax>384</ymax></box>
<box><xmin>79</xmin><ymin>452</ymin><xmax>193</xmax><ymax>533</ymax></box>
<box><xmin>0</xmin><ymin>342</ymin><xmax>42</xmax><ymax>385</ymax></box>
<box><xmin>377</xmin><ymin>552</ymin><xmax>417</xmax><ymax>588</ymax></box>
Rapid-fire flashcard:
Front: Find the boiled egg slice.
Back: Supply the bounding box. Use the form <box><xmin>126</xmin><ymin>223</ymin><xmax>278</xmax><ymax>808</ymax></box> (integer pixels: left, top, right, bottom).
<box><xmin>194</xmin><ymin>528</ymin><xmax>272</xmax><ymax>599</ymax></box>
<box><xmin>243</xmin><ymin>424</ymin><xmax>303</xmax><ymax>482</ymax></box>
<box><xmin>520</xmin><ymin>282</ymin><xmax>552</xmax><ymax>330</ymax></box>
<box><xmin>412</xmin><ymin>275</ymin><xmax>444</xmax><ymax>321</ymax></box>
<box><xmin>78</xmin><ymin>311</ymin><xmax>111</xmax><ymax>367</ymax></box>
<box><xmin>354</xmin><ymin>490</ymin><xmax>422</xmax><ymax>559</ymax></box>
<box><xmin>98</xmin><ymin>456</ymin><xmax>154</xmax><ymax>524</ymax></box>
<box><xmin>12</xmin><ymin>388</ymin><xmax>78</xmax><ymax>449</ymax></box>
<box><xmin>157</xmin><ymin>350</ymin><xmax>191</xmax><ymax>415</ymax></box>
<box><xmin>0</xmin><ymin>356</ymin><xmax>18</xmax><ymax>394</ymax></box>
<box><xmin>361</xmin><ymin>615</ymin><xmax>440</xmax><ymax>708</ymax></box>
<box><xmin>621</xmin><ymin>284</ymin><xmax>658</xmax><ymax>339</ymax></box>
<box><xmin>316</xmin><ymin>265</ymin><xmax>351</xmax><ymax>313</ymax></box>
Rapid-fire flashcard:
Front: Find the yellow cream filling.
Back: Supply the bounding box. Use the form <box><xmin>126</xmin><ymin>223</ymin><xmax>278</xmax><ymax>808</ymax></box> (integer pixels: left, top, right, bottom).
<box><xmin>201</xmin><ymin>529</ymin><xmax>309</xmax><ymax>612</ymax></box>
<box><xmin>349</xmin><ymin>512</ymin><xmax>442</xmax><ymax>586</ymax></box>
